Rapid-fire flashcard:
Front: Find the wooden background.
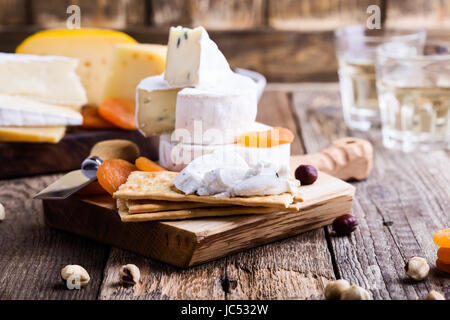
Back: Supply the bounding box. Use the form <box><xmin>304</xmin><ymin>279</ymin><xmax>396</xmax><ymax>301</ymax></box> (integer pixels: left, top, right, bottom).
<box><xmin>1</xmin><ymin>0</ymin><xmax>450</xmax><ymax>82</ymax></box>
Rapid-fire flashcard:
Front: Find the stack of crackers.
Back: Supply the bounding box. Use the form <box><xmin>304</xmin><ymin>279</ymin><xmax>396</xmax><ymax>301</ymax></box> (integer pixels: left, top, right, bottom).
<box><xmin>113</xmin><ymin>171</ymin><xmax>303</xmax><ymax>222</ymax></box>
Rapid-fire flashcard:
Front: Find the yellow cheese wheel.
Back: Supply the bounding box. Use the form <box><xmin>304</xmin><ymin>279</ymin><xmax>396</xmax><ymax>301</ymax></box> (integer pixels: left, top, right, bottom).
<box><xmin>16</xmin><ymin>28</ymin><xmax>137</xmax><ymax>107</ymax></box>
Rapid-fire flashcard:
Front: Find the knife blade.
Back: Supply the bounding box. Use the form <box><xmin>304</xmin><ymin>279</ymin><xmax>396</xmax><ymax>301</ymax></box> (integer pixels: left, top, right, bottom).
<box><xmin>33</xmin><ymin>169</ymin><xmax>94</xmax><ymax>199</ymax></box>
<box><xmin>33</xmin><ymin>139</ymin><xmax>140</xmax><ymax>200</ymax></box>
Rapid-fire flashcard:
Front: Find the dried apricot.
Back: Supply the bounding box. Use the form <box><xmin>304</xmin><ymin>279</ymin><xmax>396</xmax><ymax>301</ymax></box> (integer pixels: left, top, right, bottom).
<box><xmin>98</xmin><ymin>98</ymin><xmax>137</xmax><ymax>130</ymax></box>
<box><xmin>81</xmin><ymin>107</ymin><xmax>116</xmax><ymax>129</ymax></box>
<box><xmin>76</xmin><ymin>181</ymin><xmax>108</xmax><ymax>195</ymax></box>
<box><xmin>235</xmin><ymin>127</ymin><xmax>294</xmax><ymax>148</ymax></box>
<box><xmin>433</xmin><ymin>228</ymin><xmax>450</xmax><ymax>248</ymax></box>
<box><xmin>437</xmin><ymin>247</ymin><xmax>450</xmax><ymax>264</ymax></box>
<box><xmin>97</xmin><ymin>159</ymin><xmax>137</xmax><ymax>195</ymax></box>
<box><xmin>135</xmin><ymin>156</ymin><xmax>167</xmax><ymax>172</ymax></box>
<box><xmin>436</xmin><ymin>259</ymin><xmax>450</xmax><ymax>274</ymax></box>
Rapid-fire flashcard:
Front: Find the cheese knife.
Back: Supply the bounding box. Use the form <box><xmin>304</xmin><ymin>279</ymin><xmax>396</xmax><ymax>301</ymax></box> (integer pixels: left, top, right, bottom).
<box><xmin>33</xmin><ymin>139</ymin><xmax>140</xmax><ymax>200</ymax></box>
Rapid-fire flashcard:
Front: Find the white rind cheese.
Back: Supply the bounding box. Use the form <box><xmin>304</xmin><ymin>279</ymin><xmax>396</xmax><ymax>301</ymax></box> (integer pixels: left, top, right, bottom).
<box><xmin>136</xmin><ymin>72</ymin><xmax>257</xmax><ymax>141</ymax></box>
<box><xmin>159</xmin><ymin>123</ymin><xmax>291</xmax><ymax>172</ymax></box>
<box><xmin>164</xmin><ymin>26</ymin><xmax>232</xmax><ymax>87</ymax></box>
<box><xmin>174</xmin><ymin>73</ymin><xmax>257</xmax><ymax>144</ymax></box>
<box><xmin>0</xmin><ymin>53</ymin><xmax>87</xmax><ymax>108</ymax></box>
<box><xmin>173</xmin><ymin>150</ymin><xmax>298</xmax><ymax>197</ymax></box>
<box><xmin>136</xmin><ymin>74</ymin><xmax>181</xmax><ymax>137</ymax></box>
<box><xmin>0</xmin><ymin>94</ymin><xmax>82</xmax><ymax>126</ymax></box>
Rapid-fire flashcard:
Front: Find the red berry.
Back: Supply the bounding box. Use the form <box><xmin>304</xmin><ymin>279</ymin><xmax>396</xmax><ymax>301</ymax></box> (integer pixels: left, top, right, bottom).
<box><xmin>295</xmin><ymin>165</ymin><xmax>318</xmax><ymax>185</ymax></box>
<box><xmin>332</xmin><ymin>214</ymin><xmax>358</xmax><ymax>236</ymax></box>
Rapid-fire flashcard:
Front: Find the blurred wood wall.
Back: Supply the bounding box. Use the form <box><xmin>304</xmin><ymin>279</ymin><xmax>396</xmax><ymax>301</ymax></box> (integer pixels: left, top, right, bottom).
<box><xmin>0</xmin><ymin>0</ymin><xmax>449</xmax><ymax>82</ymax></box>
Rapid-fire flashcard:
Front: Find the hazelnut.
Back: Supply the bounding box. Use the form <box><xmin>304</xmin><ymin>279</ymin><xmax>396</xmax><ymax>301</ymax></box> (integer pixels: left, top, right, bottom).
<box><xmin>295</xmin><ymin>165</ymin><xmax>318</xmax><ymax>185</ymax></box>
<box><xmin>324</xmin><ymin>279</ymin><xmax>350</xmax><ymax>300</ymax></box>
<box><xmin>332</xmin><ymin>214</ymin><xmax>358</xmax><ymax>236</ymax></box>
<box><xmin>425</xmin><ymin>290</ymin><xmax>445</xmax><ymax>300</ymax></box>
<box><xmin>0</xmin><ymin>203</ymin><xmax>4</xmax><ymax>221</ymax></box>
<box><xmin>119</xmin><ymin>264</ymin><xmax>140</xmax><ymax>285</ymax></box>
<box><xmin>341</xmin><ymin>285</ymin><xmax>371</xmax><ymax>300</ymax></box>
<box><xmin>405</xmin><ymin>257</ymin><xmax>429</xmax><ymax>281</ymax></box>
<box><xmin>61</xmin><ymin>265</ymin><xmax>90</xmax><ymax>289</ymax></box>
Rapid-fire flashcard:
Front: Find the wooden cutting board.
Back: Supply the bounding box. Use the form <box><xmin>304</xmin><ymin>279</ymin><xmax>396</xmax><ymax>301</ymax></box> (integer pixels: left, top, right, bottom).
<box><xmin>42</xmin><ymin>156</ymin><xmax>355</xmax><ymax>268</ymax></box>
<box><xmin>0</xmin><ymin>129</ymin><xmax>158</xmax><ymax>179</ymax></box>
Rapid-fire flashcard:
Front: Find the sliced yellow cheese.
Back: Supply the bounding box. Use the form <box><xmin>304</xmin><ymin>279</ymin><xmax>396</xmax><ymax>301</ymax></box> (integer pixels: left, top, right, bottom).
<box><xmin>0</xmin><ymin>126</ymin><xmax>66</xmax><ymax>143</ymax></box>
<box><xmin>16</xmin><ymin>28</ymin><xmax>137</xmax><ymax>107</ymax></box>
<box><xmin>103</xmin><ymin>43</ymin><xmax>167</xmax><ymax>103</ymax></box>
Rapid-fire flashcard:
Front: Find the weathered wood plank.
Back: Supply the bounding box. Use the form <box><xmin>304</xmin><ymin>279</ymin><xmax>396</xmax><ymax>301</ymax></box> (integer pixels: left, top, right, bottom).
<box><xmin>2</xmin><ymin>27</ymin><xmax>450</xmax><ymax>83</ymax></box>
<box><xmin>190</xmin><ymin>0</ymin><xmax>265</xmax><ymax>30</ymax></box>
<box><xmin>292</xmin><ymin>83</ymin><xmax>450</xmax><ymax>300</ymax></box>
<box><xmin>223</xmin><ymin>90</ymin><xmax>335</xmax><ymax>300</ymax></box>
<box><xmin>267</xmin><ymin>0</ymin><xmax>383</xmax><ymax>31</ymax></box>
<box><xmin>224</xmin><ymin>229</ymin><xmax>335</xmax><ymax>300</ymax></box>
<box><xmin>98</xmin><ymin>249</ymin><xmax>226</xmax><ymax>300</ymax></box>
<box><xmin>0</xmin><ymin>175</ymin><xmax>110</xmax><ymax>300</ymax></box>
<box><xmin>0</xmin><ymin>27</ymin><xmax>339</xmax><ymax>82</ymax></box>
<box><xmin>256</xmin><ymin>90</ymin><xmax>302</xmax><ymax>155</ymax></box>
<box><xmin>31</xmin><ymin>0</ymin><xmax>145</xmax><ymax>29</ymax></box>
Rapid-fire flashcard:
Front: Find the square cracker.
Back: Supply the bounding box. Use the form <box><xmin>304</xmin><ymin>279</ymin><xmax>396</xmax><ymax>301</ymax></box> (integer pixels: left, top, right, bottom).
<box><xmin>125</xmin><ymin>199</ymin><xmax>223</xmax><ymax>214</ymax></box>
<box><xmin>113</xmin><ymin>171</ymin><xmax>302</xmax><ymax>209</ymax></box>
<box><xmin>117</xmin><ymin>201</ymin><xmax>300</xmax><ymax>222</ymax></box>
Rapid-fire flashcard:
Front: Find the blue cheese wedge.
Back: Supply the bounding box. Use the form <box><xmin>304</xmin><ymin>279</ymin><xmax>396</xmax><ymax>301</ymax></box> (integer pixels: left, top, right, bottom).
<box><xmin>0</xmin><ymin>53</ymin><xmax>87</xmax><ymax>109</ymax></box>
<box><xmin>164</xmin><ymin>26</ymin><xmax>232</xmax><ymax>87</ymax></box>
<box><xmin>0</xmin><ymin>94</ymin><xmax>82</xmax><ymax>126</ymax></box>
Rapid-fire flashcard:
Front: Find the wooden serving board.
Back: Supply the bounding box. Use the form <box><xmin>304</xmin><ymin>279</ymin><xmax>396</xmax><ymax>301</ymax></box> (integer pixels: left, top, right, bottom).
<box><xmin>42</xmin><ymin>158</ymin><xmax>355</xmax><ymax>268</ymax></box>
<box><xmin>0</xmin><ymin>129</ymin><xmax>158</xmax><ymax>179</ymax></box>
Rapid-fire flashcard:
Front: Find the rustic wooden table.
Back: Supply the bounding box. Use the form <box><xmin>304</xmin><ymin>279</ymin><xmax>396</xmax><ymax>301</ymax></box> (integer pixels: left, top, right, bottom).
<box><xmin>0</xmin><ymin>83</ymin><xmax>448</xmax><ymax>300</ymax></box>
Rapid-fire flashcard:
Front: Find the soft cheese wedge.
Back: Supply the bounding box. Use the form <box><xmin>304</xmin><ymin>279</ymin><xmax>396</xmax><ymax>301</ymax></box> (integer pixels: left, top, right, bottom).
<box><xmin>164</xmin><ymin>26</ymin><xmax>231</xmax><ymax>86</ymax></box>
<box><xmin>103</xmin><ymin>43</ymin><xmax>167</xmax><ymax>103</ymax></box>
<box><xmin>0</xmin><ymin>126</ymin><xmax>66</xmax><ymax>143</ymax></box>
<box><xmin>16</xmin><ymin>28</ymin><xmax>137</xmax><ymax>106</ymax></box>
<box><xmin>136</xmin><ymin>75</ymin><xmax>181</xmax><ymax>137</ymax></box>
<box><xmin>0</xmin><ymin>53</ymin><xmax>87</xmax><ymax>108</ymax></box>
<box><xmin>0</xmin><ymin>94</ymin><xmax>82</xmax><ymax>126</ymax></box>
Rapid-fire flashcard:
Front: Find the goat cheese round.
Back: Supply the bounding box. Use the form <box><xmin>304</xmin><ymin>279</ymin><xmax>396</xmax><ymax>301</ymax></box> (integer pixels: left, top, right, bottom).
<box><xmin>173</xmin><ymin>150</ymin><xmax>298</xmax><ymax>197</ymax></box>
<box><xmin>174</xmin><ymin>72</ymin><xmax>258</xmax><ymax>145</ymax></box>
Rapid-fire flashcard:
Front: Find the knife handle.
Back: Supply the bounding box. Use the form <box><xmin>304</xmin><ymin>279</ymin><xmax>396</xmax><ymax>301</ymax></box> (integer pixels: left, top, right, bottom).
<box><xmin>89</xmin><ymin>139</ymin><xmax>140</xmax><ymax>162</ymax></box>
<box><xmin>292</xmin><ymin>137</ymin><xmax>373</xmax><ymax>181</ymax></box>
<box><xmin>81</xmin><ymin>140</ymin><xmax>140</xmax><ymax>179</ymax></box>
